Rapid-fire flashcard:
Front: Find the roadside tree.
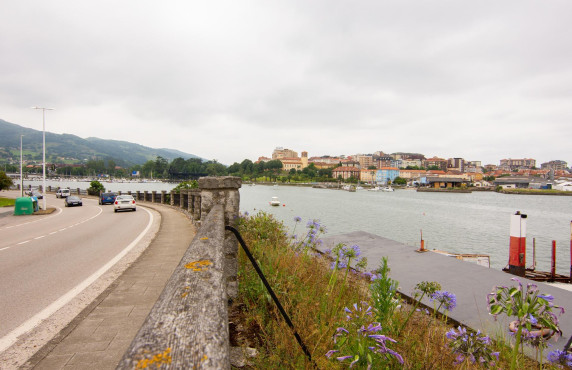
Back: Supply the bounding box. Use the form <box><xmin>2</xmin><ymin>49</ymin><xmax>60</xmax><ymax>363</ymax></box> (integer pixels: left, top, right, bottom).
<box><xmin>0</xmin><ymin>171</ymin><xmax>14</xmax><ymax>191</ymax></box>
<box><xmin>87</xmin><ymin>180</ymin><xmax>105</xmax><ymax>196</ymax></box>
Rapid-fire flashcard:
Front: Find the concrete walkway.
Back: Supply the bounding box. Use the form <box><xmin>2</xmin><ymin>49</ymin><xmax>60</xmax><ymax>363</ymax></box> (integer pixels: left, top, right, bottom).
<box><xmin>23</xmin><ymin>204</ymin><xmax>195</xmax><ymax>370</ymax></box>
<box><xmin>321</xmin><ymin>231</ymin><xmax>572</xmax><ymax>354</ymax></box>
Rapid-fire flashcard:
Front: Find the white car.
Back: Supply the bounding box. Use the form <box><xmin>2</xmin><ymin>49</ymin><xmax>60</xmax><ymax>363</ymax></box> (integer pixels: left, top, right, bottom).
<box><xmin>56</xmin><ymin>188</ymin><xmax>71</xmax><ymax>198</ymax></box>
<box><xmin>114</xmin><ymin>195</ymin><xmax>136</xmax><ymax>212</ymax></box>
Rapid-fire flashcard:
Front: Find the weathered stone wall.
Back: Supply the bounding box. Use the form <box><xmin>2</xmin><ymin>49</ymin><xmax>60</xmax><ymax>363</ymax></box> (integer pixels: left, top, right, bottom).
<box><xmin>117</xmin><ymin>205</ymin><xmax>230</xmax><ymax>369</ymax></box>
<box><xmin>119</xmin><ymin>176</ymin><xmax>241</xmax><ymax>369</ymax></box>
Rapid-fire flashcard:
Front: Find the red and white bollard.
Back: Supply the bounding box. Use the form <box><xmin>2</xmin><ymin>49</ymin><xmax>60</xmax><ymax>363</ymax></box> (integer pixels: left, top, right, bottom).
<box><xmin>508</xmin><ymin>211</ymin><xmax>527</xmax><ymax>277</ymax></box>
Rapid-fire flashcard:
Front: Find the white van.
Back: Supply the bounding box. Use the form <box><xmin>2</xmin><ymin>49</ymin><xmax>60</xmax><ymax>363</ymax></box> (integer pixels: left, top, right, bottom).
<box><xmin>56</xmin><ymin>188</ymin><xmax>71</xmax><ymax>198</ymax></box>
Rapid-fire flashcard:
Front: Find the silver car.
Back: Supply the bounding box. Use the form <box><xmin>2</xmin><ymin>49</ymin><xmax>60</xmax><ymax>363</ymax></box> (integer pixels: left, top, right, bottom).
<box><xmin>114</xmin><ymin>195</ymin><xmax>137</xmax><ymax>212</ymax></box>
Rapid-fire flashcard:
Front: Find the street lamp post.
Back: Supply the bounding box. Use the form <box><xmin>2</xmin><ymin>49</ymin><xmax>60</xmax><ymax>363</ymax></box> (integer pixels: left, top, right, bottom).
<box><xmin>20</xmin><ymin>135</ymin><xmax>24</xmax><ymax>197</ymax></box>
<box><xmin>32</xmin><ymin>107</ymin><xmax>54</xmax><ymax>211</ymax></box>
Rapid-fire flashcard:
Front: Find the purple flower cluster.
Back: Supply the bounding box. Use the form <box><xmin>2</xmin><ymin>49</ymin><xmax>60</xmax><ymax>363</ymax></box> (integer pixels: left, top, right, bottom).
<box><xmin>326</xmin><ymin>302</ymin><xmax>403</xmax><ymax>366</ymax></box>
<box><xmin>289</xmin><ymin>217</ymin><xmax>327</xmax><ymax>253</ymax></box>
<box><xmin>547</xmin><ymin>349</ymin><xmax>572</xmax><ymax>368</ymax></box>
<box><xmin>446</xmin><ymin>326</ymin><xmax>499</xmax><ymax>367</ymax></box>
<box><xmin>430</xmin><ymin>291</ymin><xmax>457</xmax><ymax>312</ymax></box>
<box><xmin>329</xmin><ymin>244</ymin><xmax>366</xmax><ymax>271</ymax></box>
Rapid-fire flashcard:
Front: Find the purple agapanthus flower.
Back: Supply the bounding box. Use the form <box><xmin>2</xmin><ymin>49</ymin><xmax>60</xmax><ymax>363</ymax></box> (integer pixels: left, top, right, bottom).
<box><xmin>293</xmin><ymin>216</ymin><xmax>302</xmax><ymax>222</ymax></box>
<box><xmin>547</xmin><ymin>349</ymin><xmax>572</xmax><ymax>368</ymax></box>
<box><xmin>431</xmin><ymin>291</ymin><xmax>457</xmax><ymax>311</ymax></box>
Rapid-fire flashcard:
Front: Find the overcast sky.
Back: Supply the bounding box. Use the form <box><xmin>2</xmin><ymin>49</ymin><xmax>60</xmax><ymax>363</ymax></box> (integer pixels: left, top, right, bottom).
<box><xmin>1</xmin><ymin>1</ymin><xmax>571</xmax><ymax>166</ymax></box>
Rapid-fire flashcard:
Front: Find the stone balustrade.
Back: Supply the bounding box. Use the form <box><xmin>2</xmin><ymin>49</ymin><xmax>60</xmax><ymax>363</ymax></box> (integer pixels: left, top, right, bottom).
<box><xmin>114</xmin><ymin>176</ymin><xmax>241</xmax><ymax>369</ymax></box>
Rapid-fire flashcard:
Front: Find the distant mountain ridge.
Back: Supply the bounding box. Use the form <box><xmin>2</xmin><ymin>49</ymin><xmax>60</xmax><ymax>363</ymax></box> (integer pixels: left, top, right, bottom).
<box><xmin>0</xmin><ymin>119</ymin><xmax>205</xmax><ymax>166</ymax></box>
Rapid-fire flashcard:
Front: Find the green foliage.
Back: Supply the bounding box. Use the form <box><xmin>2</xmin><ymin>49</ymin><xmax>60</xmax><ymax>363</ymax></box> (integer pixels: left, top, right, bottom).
<box><xmin>393</xmin><ymin>176</ymin><xmax>407</xmax><ymax>185</ymax></box>
<box><xmin>0</xmin><ymin>171</ymin><xmax>14</xmax><ymax>191</ymax></box>
<box><xmin>370</xmin><ymin>257</ymin><xmax>400</xmax><ymax>332</ymax></box>
<box><xmin>171</xmin><ymin>180</ymin><xmax>198</xmax><ymax>193</ymax></box>
<box><xmin>488</xmin><ymin>278</ymin><xmax>564</xmax><ymax>369</ymax></box>
<box><xmin>398</xmin><ymin>281</ymin><xmax>442</xmax><ymax>335</ymax></box>
<box><xmin>87</xmin><ymin>180</ymin><xmax>105</xmax><ymax>195</ymax></box>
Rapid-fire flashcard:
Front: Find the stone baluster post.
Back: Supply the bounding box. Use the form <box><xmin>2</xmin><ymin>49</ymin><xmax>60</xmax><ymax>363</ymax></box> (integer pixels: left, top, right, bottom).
<box><xmin>179</xmin><ymin>189</ymin><xmax>186</xmax><ymax>209</ymax></box>
<box><xmin>198</xmin><ymin>176</ymin><xmax>241</xmax><ymax>299</ymax></box>
<box><xmin>161</xmin><ymin>190</ymin><xmax>166</xmax><ymax>204</ymax></box>
<box><xmin>152</xmin><ymin>191</ymin><xmax>157</xmax><ymax>203</ymax></box>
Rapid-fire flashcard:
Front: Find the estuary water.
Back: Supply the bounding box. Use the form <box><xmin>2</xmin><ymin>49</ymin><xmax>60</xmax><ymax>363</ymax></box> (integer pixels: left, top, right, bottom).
<box><xmin>239</xmin><ymin>185</ymin><xmax>572</xmax><ymax>274</ymax></box>
<box><xmin>24</xmin><ymin>179</ymin><xmax>572</xmax><ymax>274</ymax></box>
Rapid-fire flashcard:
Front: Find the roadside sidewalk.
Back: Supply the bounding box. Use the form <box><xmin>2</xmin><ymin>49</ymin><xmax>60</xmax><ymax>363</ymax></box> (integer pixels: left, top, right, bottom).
<box><xmin>22</xmin><ymin>203</ymin><xmax>196</xmax><ymax>369</ymax></box>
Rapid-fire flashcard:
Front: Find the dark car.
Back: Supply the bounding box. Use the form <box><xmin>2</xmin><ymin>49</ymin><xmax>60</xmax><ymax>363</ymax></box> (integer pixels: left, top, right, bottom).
<box><xmin>99</xmin><ymin>192</ymin><xmax>117</xmax><ymax>205</ymax></box>
<box><xmin>65</xmin><ymin>195</ymin><xmax>83</xmax><ymax>207</ymax></box>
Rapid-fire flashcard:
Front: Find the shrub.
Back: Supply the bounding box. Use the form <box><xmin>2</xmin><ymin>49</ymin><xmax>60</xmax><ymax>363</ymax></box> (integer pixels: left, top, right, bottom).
<box><xmin>87</xmin><ymin>180</ymin><xmax>105</xmax><ymax>196</ymax></box>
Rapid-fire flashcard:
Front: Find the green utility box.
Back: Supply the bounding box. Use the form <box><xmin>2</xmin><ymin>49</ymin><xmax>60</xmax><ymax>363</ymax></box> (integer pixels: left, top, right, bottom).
<box><xmin>14</xmin><ymin>197</ymin><xmax>35</xmax><ymax>215</ymax></box>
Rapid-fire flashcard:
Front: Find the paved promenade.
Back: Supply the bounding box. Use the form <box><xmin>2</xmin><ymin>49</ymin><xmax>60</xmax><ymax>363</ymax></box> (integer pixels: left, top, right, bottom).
<box><xmin>321</xmin><ymin>231</ymin><xmax>572</xmax><ymax>355</ymax></box>
<box><xmin>22</xmin><ymin>204</ymin><xmax>195</xmax><ymax>370</ymax></box>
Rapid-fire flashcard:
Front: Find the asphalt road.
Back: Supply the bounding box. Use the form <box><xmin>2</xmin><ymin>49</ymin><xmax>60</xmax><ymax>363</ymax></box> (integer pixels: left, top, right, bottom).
<box><xmin>0</xmin><ymin>191</ymin><xmax>153</xmax><ymax>351</ymax></box>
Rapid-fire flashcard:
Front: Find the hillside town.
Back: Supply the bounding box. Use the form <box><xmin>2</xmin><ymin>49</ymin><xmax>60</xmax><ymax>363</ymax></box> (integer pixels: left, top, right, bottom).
<box><xmin>258</xmin><ymin>147</ymin><xmax>572</xmax><ymax>190</ymax></box>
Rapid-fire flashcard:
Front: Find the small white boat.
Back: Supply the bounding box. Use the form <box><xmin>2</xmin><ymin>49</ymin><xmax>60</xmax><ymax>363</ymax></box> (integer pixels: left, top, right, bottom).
<box><xmin>368</xmin><ymin>187</ymin><xmax>381</xmax><ymax>191</ymax></box>
<box><xmin>270</xmin><ymin>196</ymin><xmax>281</xmax><ymax>206</ymax></box>
<box><xmin>382</xmin><ymin>186</ymin><xmax>394</xmax><ymax>192</ymax></box>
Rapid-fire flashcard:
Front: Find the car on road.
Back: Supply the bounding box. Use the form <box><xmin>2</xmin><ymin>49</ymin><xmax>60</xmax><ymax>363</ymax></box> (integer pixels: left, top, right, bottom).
<box><xmin>99</xmin><ymin>192</ymin><xmax>117</xmax><ymax>205</ymax></box>
<box><xmin>114</xmin><ymin>195</ymin><xmax>136</xmax><ymax>212</ymax></box>
<box><xmin>56</xmin><ymin>188</ymin><xmax>71</xmax><ymax>198</ymax></box>
<box><xmin>29</xmin><ymin>190</ymin><xmax>44</xmax><ymax>199</ymax></box>
<box><xmin>64</xmin><ymin>195</ymin><xmax>83</xmax><ymax>207</ymax></box>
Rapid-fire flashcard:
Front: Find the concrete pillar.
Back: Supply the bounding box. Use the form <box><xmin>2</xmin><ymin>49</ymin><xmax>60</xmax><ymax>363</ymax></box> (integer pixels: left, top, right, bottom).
<box><xmin>161</xmin><ymin>190</ymin><xmax>166</xmax><ymax>204</ymax></box>
<box><xmin>143</xmin><ymin>191</ymin><xmax>148</xmax><ymax>202</ymax></box>
<box><xmin>170</xmin><ymin>191</ymin><xmax>176</xmax><ymax>206</ymax></box>
<box><xmin>136</xmin><ymin>191</ymin><xmax>141</xmax><ymax>201</ymax></box>
<box><xmin>179</xmin><ymin>189</ymin><xmax>186</xmax><ymax>209</ymax></box>
<box><xmin>152</xmin><ymin>191</ymin><xmax>157</xmax><ymax>203</ymax></box>
<box><xmin>198</xmin><ymin>176</ymin><xmax>242</xmax><ymax>299</ymax></box>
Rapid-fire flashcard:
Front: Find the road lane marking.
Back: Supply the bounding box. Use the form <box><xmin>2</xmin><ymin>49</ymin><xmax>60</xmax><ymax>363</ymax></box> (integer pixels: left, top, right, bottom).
<box><xmin>1</xmin><ymin>207</ymin><xmax>63</xmax><ymax>230</ymax></box>
<box><xmin>0</xmin><ymin>247</ymin><xmax>9</xmax><ymax>252</ymax></box>
<box><xmin>0</xmin><ymin>206</ymin><xmax>154</xmax><ymax>353</ymax></box>
<box><xmin>7</xmin><ymin>207</ymin><xmax>104</xmax><ymax>249</ymax></box>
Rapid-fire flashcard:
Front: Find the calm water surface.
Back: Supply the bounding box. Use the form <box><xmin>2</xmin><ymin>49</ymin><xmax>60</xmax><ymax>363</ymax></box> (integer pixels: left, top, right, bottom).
<box><xmin>27</xmin><ymin>180</ymin><xmax>572</xmax><ymax>274</ymax></box>
<box><xmin>239</xmin><ymin>185</ymin><xmax>572</xmax><ymax>273</ymax></box>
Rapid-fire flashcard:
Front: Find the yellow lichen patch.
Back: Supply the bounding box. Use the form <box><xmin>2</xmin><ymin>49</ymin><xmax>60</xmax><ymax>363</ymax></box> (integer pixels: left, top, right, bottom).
<box><xmin>181</xmin><ymin>286</ymin><xmax>191</xmax><ymax>298</ymax></box>
<box><xmin>200</xmin><ymin>237</ymin><xmax>209</xmax><ymax>240</ymax></box>
<box><xmin>135</xmin><ymin>348</ymin><xmax>172</xmax><ymax>369</ymax></box>
<box><xmin>184</xmin><ymin>260</ymin><xmax>213</xmax><ymax>272</ymax></box>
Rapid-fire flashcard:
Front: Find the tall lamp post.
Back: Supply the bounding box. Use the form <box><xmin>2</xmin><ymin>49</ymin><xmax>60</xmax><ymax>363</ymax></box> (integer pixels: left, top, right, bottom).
<box><xmin>20</xmin><ymin>135</ymin><xmax>24</xmax><ymax>197</ymax></box>
<box><xmin>32</xmin><ymin>106</ymin><xmax>54</xmax><ymax>211</ymax></box>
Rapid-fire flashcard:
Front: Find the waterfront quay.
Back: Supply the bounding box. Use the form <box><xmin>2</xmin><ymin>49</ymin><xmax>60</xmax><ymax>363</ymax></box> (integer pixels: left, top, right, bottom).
<box><xmin>321</xmin><ymin>231</ymin><xmax>572</xmax><ymax>356</ymax></box>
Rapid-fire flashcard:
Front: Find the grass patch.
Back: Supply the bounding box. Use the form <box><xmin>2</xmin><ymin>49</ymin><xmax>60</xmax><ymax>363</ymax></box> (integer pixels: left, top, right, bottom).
<box><xmin>499</xmin><ymin>189</ymin><xmax>572</xmax><ymax>196</ymax></box>
<box><xmin>0</xmin><ymin>197</ymin><xmax>16</xmax><ymax>207</ymax></box>
<box><xmin>233</xmin><ymin>212</ymin><xmax>553</xmax><ymax>369</ymax></box>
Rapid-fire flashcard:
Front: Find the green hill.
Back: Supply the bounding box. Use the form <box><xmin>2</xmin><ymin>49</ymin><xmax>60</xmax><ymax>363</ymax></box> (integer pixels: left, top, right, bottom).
<box><xmin>0</xmin><ymin>119</ymin><xmax>204</xmax><ymax>166</ymax></box>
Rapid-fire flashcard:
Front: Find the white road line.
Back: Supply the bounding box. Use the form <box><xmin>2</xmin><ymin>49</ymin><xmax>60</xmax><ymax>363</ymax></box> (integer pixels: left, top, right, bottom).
<box><xmin>0</xmin><ymin>206</ymin><xmax>154</xmax><ymax>353</ymax></box>
<box><xmin>1</xmin><ymin>207</ymin><xmax>63</xmax><ymax>230</ymax></box>
<box><xmin>8</xmin><ymin>207</ymin><xmax>104</xmax><ymax>249</ymax></box>
<box><xmin>0</xmin><ymin>247</ymin><xmax>10</xmax><ymax>252</ymax></box>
